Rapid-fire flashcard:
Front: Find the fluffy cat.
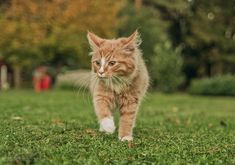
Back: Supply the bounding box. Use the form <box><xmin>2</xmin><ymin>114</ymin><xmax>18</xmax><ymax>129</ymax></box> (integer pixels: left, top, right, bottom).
<box><xmin>87</xmin><ymin>30</ymin><xmax>149</xmax><ymax>141</ymax></box>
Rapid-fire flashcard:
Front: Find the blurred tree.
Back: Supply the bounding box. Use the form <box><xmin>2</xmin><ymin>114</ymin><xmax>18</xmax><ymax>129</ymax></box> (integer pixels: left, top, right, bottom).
<box><xmin>119</xmin><ymin>0</ymin><xmax>170</xmax><ymax>88</ymax></box>
<box><xmin>121</xmin><ymin>0</ymin><xmax>235</xmax><ymax>88</ymax></box>
<box><xmin>182</xmin><ymin>0</ymin><xmax>235</xmax><ymax>78</ymax></box>
<box><xmin>0</xmin><ymin>0</ymin><xmax>234</xmax><ymax>89</ymax></box>
<box><xmin>153</xmin><ymin>41</ymin><xmax>184</xmax><ymax>92</ymax></box>
<box><xmin>0</xmin><ymin>0</ymin><xmax>124</xmax><ymax>87</ymax></box>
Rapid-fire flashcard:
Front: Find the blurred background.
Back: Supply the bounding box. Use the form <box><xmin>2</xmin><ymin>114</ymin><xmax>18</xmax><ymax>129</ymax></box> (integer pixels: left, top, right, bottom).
<box><xmin>0</xmin><ymin>0</ymin><xmax>234</xmax><ymax>96</ymax></box>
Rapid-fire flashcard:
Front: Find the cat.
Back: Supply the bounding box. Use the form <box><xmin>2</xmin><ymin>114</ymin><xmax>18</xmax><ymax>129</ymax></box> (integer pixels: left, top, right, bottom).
<box><xmin>87</xmin><ymin>30</ymin><xmax>149</xmax><ymax>141</ymax></box>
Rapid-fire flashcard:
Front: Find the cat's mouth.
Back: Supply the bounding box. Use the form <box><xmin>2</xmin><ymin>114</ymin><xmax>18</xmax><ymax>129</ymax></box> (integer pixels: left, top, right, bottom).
<box><xmin>98</xmin><ymin>76</ymin><xmax>108</xmax><ymax>79</ymax></box>
<box><xmin>97</xmin><ymin>74</ymin><xmax>107</xmax><ymax>79</ymax></box>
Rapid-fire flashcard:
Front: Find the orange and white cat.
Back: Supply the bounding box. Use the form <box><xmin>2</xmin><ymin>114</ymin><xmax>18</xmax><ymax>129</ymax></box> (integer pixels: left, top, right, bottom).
<box><xmin>87</xmin><ymin>30</ymin><xmax>149</xmax><ymax>141</ymax></box>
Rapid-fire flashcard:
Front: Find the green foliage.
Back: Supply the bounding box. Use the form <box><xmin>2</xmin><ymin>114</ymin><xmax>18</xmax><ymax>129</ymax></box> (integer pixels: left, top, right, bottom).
<box><xmin>138</xmin><ymin>0</ymin><xmax>235</xmax><ymax>80</ymax></box>
<box><xmin>0</xmin><ymin>91</ymin><xmax>234</xmax><ymax>164</ymax></box>
<box><xmin>119</xmin><ymin>2</ymin><xmax>169</xmax><ymax>56</ymax></box>
<box><xmin>119</xmin><ymin>2</ymin><xmax>171</xmax><ymax>90</ymax></box>
<box><xmin>0</xmin><ymin>0</ymin><xmax>124</xmax><ymax>87</ymax></box>
<box><xmin>189</xmin><ymin>75</ymin><xmax>235</xmax><ymax>96</ymax></box>
<box><xmin>1</xmin><ymin>0</ymin><xmax>235</xmax><ymax>89</ymax></box>
<box><xmin>152</xmin><ymin>42</ymin><xmax>184</xmax><ymax>92</ymax></box>
<box><xmin>0</xmin><ymin>0</ymin><xmax>124</xmax><ymax>69</ymax></box>
<box><xmin>181</xmin><ymin>0</ymin><xmax>235</xmax><ymax>77</ymax></box>
<box><xmin>119</xmin><ymin>0</ymin><xmax>235</xmax><ymax>89</ymax></box>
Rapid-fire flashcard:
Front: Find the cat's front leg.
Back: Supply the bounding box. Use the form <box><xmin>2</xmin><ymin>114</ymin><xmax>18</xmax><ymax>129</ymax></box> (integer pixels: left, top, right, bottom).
<box><xmin>118</xmin><ymin>99</ymin><xmax>139</xmax><ymax>141</ymax></box>
<box><xmin>94</xmin><ymin>96</ymin><xmax>115</xmax><ymax>134</ymax></box>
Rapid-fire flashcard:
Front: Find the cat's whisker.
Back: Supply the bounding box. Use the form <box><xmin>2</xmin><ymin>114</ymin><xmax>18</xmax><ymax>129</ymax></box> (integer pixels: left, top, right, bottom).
<box><xmin>74</xmin><ymin>76</ymin><xmax>87</xmax><ymax>94</ymax></box>
<box><xmin>73</xmin><ymin>73</ymin><xmax>90</xmax><ymax>88</ymax></box>
<box><xmin>74</xmin><ymin>74</ymin><xmax>91</xmax><ymax>104</ymax></box>
<box><xmin>87</xmin><ymin>75</ymin><xmax>98</xmax><ymax>105</ymax></box>
<box><xmin>91</xmin><ymin>75</ymin><xmax>98</xmax><ymax>97</ymax></box>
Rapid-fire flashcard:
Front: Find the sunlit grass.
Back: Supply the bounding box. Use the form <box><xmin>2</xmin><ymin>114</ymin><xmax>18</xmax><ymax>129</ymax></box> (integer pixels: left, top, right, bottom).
<box><xmin>0</xmin><ymin>90</ymin><xmax>234</xmax><ymax>164</ymax></box>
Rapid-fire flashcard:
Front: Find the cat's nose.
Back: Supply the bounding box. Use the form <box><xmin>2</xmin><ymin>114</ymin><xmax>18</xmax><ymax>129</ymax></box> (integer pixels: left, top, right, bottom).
<box><xmin>98</xmin><ymin>70</ymin><xmax>104</xmax><ymax>75</ymax></box>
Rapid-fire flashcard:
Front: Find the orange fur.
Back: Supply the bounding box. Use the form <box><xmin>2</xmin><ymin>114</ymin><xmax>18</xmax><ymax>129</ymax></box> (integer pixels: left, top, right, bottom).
<box><xmin>87</xmin><ymin>31</ymin><xmax>149</xmax><ymax>141</ymax></box>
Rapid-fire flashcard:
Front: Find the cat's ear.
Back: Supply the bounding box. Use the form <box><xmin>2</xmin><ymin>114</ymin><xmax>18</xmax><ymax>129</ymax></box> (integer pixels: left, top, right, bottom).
<box><xmin>121</xmin><ymin>30</ymin><xmax>142</xmax><ymax>51</ymax></box>
<box><xmin>87</xmin><ymin>31</ymin><xmax>104</xmax><ymax>49</ymax></box>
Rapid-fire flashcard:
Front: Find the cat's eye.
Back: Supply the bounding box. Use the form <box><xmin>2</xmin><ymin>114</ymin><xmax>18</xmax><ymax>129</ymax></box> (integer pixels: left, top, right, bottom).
<box><xmin>109</xmin><ymin>61</ymin><xmax>116</xmax><ymax>66</ymax></box>
<box><xmin>95</xmin><ymin>61</ymin><xmax>100</xmax><ymax>66</ymax></box>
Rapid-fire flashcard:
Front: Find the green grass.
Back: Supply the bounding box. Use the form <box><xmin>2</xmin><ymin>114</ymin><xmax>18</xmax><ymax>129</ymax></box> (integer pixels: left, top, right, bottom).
<box><xmin>0</xmin><ymin>90</ymin><xmax>234</xmax><ymax>164</ymax></box>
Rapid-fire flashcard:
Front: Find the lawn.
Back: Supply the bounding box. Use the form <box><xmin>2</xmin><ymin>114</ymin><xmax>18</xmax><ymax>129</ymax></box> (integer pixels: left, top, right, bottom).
<box><xmin>0</xmin><ymin>90</ymin><xmax>234</xmax><ymax>164</ymax></box>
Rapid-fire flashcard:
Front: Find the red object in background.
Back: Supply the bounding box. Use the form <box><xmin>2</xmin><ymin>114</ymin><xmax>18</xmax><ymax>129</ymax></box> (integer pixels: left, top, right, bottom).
<box><xmin>34</xmin><ymin>78</ymin><xmax>41</xmax><ymax>92</ymax></box>
<box><xmin>41</xmin><ymin>75</ymin><xmax>51</xmax><ymax>90</ymax></box>
<box><xmin>33</xmin><ymin>66</ymin><xmax>52</xmax><ymax>92</ymax></box>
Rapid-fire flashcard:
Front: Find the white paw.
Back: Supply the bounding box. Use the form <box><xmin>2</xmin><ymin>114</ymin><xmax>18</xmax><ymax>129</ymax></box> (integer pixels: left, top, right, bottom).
<box><xmin>119</xmin><ymin>136</ymin><xmax>133</xmax><ymax>141</ymax></box>
<box><xmin>99</xmin><ymin>117</ymin><xmax>115</xmax><ymax>134</ymax></box>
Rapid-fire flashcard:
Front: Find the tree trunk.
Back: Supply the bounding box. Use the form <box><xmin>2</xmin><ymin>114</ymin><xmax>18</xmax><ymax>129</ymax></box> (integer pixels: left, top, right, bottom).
<box><xmin>13</xmin><ymin>66</ymin><xmax>21</xmax><ymax>88</ymax></box>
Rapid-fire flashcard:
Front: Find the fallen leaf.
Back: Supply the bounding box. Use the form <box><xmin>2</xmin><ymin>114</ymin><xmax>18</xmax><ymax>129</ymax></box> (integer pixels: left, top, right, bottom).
<box><xmin>85</xmin><ymin>129</ymin><xmax>97</xmax><ymax>137</ymax></box>
<box><xmin>51</xmin><ymin>118</ymin><xmax>64</xmax><ymax>125</ymax></box>
<box><xmin>11</xmin><ymin>116</ymin><xmax>23</xmax><ymax>121</ymax></box>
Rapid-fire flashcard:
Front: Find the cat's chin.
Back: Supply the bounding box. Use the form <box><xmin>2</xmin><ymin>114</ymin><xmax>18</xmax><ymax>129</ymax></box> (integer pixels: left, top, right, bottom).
<box><xmin>98</xmin><ymin>77</ymin><xmax>108</xmax><ymax>79</ymax></box>
<box><xmin>98</xmin><ymin>77</ymin><xmax>110</xmax><ymax>83</ymax></box>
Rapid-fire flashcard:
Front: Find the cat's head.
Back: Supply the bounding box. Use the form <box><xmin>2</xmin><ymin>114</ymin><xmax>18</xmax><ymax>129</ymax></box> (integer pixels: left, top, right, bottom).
<box><xmin>87</xmin><ymin>30</ymin><xmax>141</xmax><ymax>79</ymax></box>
